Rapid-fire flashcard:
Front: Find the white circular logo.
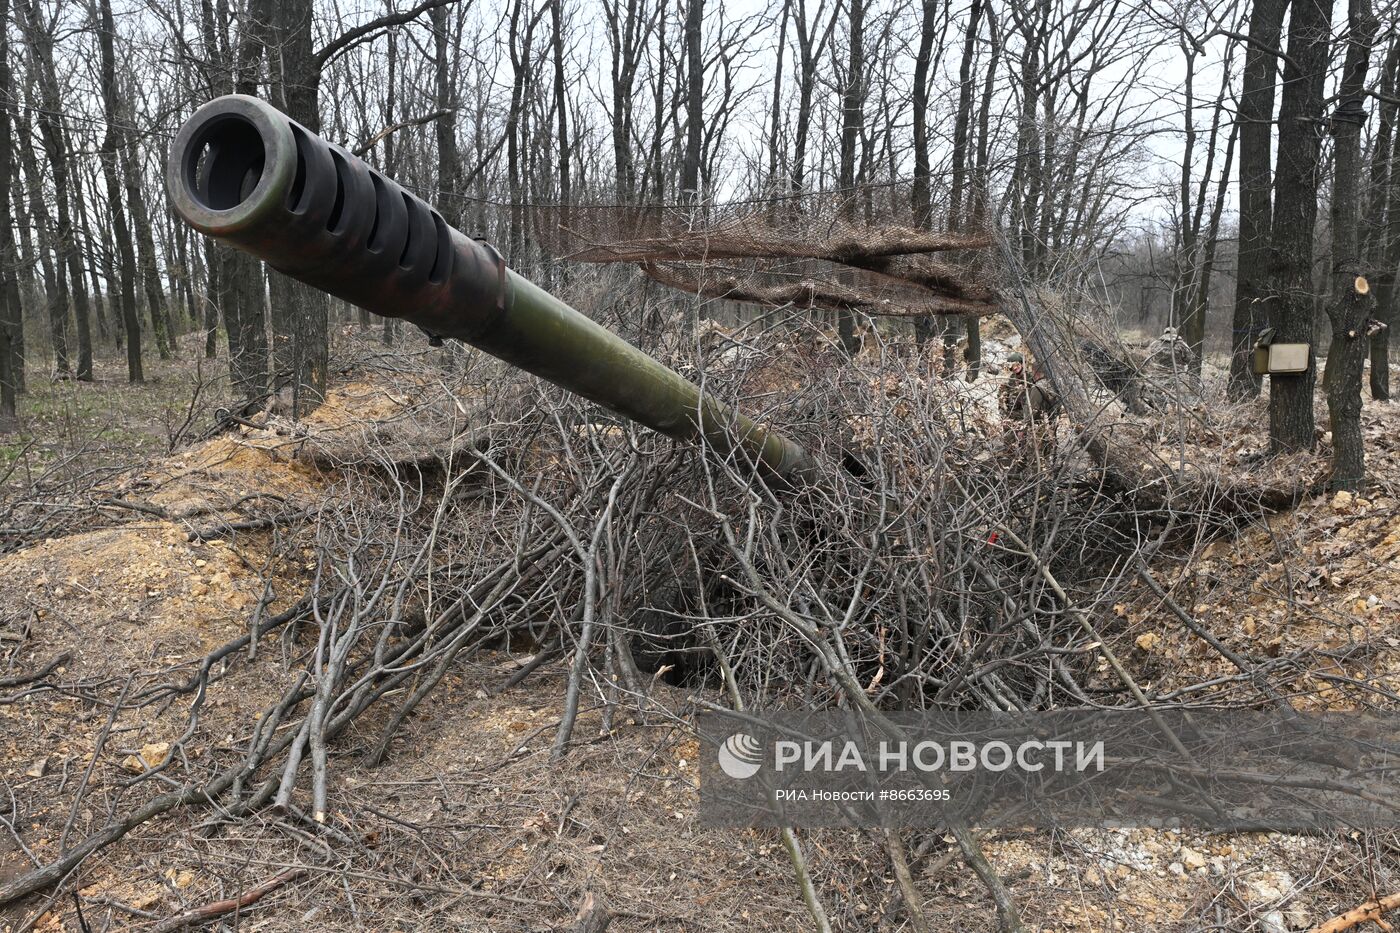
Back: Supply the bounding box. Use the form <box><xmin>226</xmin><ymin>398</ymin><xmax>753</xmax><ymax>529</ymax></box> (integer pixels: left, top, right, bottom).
<box><xmin>717</xmin><ymin>733</ymin><xmax>763</xmax><ymax>780</ymax></box>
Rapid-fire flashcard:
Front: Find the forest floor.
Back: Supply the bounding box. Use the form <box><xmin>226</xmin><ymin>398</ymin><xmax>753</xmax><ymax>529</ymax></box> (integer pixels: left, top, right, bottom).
<box><xmin>0</xmin><ymin>336</ymin><xmax>226</xmax><ymax>480</ymax></box>
<box><xmin>0</xmin><ymin>325</ymin><xmax>1398</xmax><ymax>932</ymax></box>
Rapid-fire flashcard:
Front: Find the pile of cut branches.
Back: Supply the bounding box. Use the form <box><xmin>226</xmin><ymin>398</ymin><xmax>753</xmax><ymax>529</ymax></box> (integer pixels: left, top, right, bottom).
<box><xmin>0</xmin><ymin>321</ymin><xmax>1375</xmax><ymax>932</ymax></box>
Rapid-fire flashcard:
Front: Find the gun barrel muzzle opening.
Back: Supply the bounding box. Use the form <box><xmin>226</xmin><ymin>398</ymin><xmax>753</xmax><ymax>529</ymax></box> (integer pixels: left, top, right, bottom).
<box><xmin>183</xmin><ymin>114</ymin><xmax>266</xmax><ymax>213</ymax></box>
<box><xmin>167</xmin><ymin>94</ymin><xmax>819</xmax><ymax>486</ymax></box>
<box><xmin>169</xmin><ymin>98</ymin><xmax>302</xmax><ymax>241</ymax></box>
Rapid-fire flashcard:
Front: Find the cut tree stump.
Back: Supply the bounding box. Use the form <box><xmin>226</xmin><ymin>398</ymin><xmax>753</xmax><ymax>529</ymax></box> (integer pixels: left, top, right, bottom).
<box><xmin>569</xmin><ymin>891</ymin><xmax>612</xmax><ymax>933</ymax></box>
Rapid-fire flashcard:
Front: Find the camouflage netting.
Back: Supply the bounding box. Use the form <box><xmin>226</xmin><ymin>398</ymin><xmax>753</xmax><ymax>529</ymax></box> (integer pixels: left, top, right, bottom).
<box><xmin>533</xmin><ymin>187</ymin><xmax>1327</xmax><ymax>513</ymax></box>
<box><xmin>530</xmin><ymin>186</ymin><xmax>998</xmax><ymax>318</ymax></box>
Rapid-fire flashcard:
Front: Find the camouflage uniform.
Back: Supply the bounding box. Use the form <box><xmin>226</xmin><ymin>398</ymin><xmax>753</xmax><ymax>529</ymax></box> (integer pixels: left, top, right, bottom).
<box><xmin>1000</xmin><ymin>354</ymin><xmax>1057</xmax><ymax>466</ymax></box>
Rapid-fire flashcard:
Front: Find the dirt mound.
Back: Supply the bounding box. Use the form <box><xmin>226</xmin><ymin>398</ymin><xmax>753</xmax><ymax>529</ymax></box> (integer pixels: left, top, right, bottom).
<box><xmin>128</xmin><ymin>432</ymin><xmax>325</xmax><ymax>517</ymax></box>
<box><xmin>1117</xmin><ymin>486</ymin><xmax>1400</xmax><ymax>709</ymax></box>
<box><xmin>0</xmin><ymin>521</ymin><xmax>266</xmax><ymax>677</ymax></box>
<box><xmin>1104</xmin><ymin>398</ymin><xmax>1400</xmax><ymax>704</ymax></box>
<box><xmin>77</xmin><ymin>377</ymin><xmax>487</xmax><ymax>548</ymax></box>
<box><xmin>296</xmin><ymin>378</ymin><xmax>484</xmax><ymax>468</ymax></box>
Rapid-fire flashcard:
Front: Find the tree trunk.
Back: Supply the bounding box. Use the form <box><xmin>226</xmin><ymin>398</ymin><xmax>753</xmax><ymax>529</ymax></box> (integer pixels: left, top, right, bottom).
<box><xmin>550</xmin><ymin>0</ymin><xmax>571</xmax><ymax>210</ymax></box>
<box><xmin>789</xmin><ymin>0</ymin><xmax>826</xmax><ymax>196</ymax></box>
<box><xmin>121</xmin><ymin>134</ymin><xmax>173</xmax><ymax>361</ymax></box>
<box><xmin>0</xmin><ymin>0</ymin><xmax>17</xmax><ymax>429</ymax></box>
<box><xmin>222</xmin><ymin>0</ymin><xmax>271</xmax><ymax>402</ymax></box>
<box><xmin>76</xmin><ymin>164</ymin><xmax>110</xmax><ymax>342</ymax></box>
<box><xmin>1322</xmin><ymin>0</ymin><xmax>1377</xmax><ymax>489</ymax></box>
<box><xmin>8</xmin><ymin>176</ymin><xmax>30</xmax><ymax>391</ymax></box>
<box><xmin>965</xmin><ymin>2</ymin><xmax>1000</xmax><ymax>382</ymax></box>
<box><xmin>910</xmin><ymin>0</ymin><xmax>936</xmax><ymax>230</ymax></box>
<box><xmin>166</xmin><ymin>213</ymin><xmax>194</xmax><ymax>340</ymax></box>
<box><xmin>432</xmin><ymin>2</ymin><xmax>463</xmax><ymax>227</ymax></box>
<box><xmin>1173</xmin><ymin>43</ymin><xmax>1200</xmax><ymax>356</ymax></box>
<box><xmin>203</xmin><ymin>240</ymin><xmax>221</xmax><ymax>359</ymax></box>
<box><xmin>16</xmin><ymin>109</ymin><xmax>70</xmax><ymax>379</ymax></box>
<box><xmin>607</xmin><ymin>0</ymin><xmax>646</xmax><ymax>199</ymax></box>
<box><xmin>91</xmin><ymin>171</ymin><xmax>125</xmax><ymax>353</ymax></box>
<box><xmin>766</xmin><ymin>0</ymin><xmax>789</xmax><ymax>196</ymax></box>
<box><xmin>1229</xmin><ymin>0</ymin><xmax>1288</xmax><ymax>399</ymax></box>
<box><xmin>1266</xmin><ymin>0</ymin><xmax>1333</xmax><ymax>453</ymax></box>
<box><xmin>19</xmin><ymin>0</ymin><xmax>92</xmax><ymax>380</ymax></box>
<box><xmin>96</xmin><ymin>0</ymin><xmax>143</xmax><ymax>383</ymax></box>
<box><xmin>949</xmin><ymin>0</ymin><xmax>982</xmax><ymax>231</ymax></box>
<box><xmin>197</xmin><ymin>0</ymin><xmax>233</xmax><ymax>363</ymax></box>
<box><xmin>170</xmin><ymin>221</ymin><xmax>198</xmax><ymax>351</ymax></box>
<box><xmin>382</xmin><ymin>20</ymin><xmax>399</xmax><ymax>345</ymax></box>
<box><xmin>835</xmin><ymin>0</ymin><xmax>865</xmax><ymax>357</ymax></box>
<box><xmin>267</xmin><ymin>0</ymin><xmax>327</xmax><ymax>416</ymax></box>
<box><xmin>1009</xmin><ymin>0</ymin><xmax>1048</xmax><ymax>272</ymax></box>
<box><xmin>910</xmin><ymin>0</ymin><xmax>937</xmax><ymax>349</ymax></box>
<box><xmin>679</xmin><ymin>0</ymin><xmax>703</xmax><ymax>200</ymax></box>
<box><xmin>506</xmin><ymin>0</ymin><xmax>538</xmax><ymax>261</ymax></box>
<box><xmin>1367</xmin><ymin>37</ymin><xmax>1400</xmax><ymax>401</ymax></box>
<box><xmin>1187</xmin><ymin>122</ymin><xmax>1238</xmax><ymax>378</ymax></box>
<box><xmin>1179</xmin><ymin>55</ymin><xmax>1237</xmax><ymax>378</ymax></box>
<box><xmin>951</xmin><ymin>0</ymin><xmax>983</xmax><ymax>376</ymax></box>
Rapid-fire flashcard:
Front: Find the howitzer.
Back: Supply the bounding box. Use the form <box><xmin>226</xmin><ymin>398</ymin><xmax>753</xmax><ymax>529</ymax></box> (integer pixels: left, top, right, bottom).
<box><xmin>167</xmin><ymin>95</ymin><xmax>818</xmax><ymax>484</ymax></box>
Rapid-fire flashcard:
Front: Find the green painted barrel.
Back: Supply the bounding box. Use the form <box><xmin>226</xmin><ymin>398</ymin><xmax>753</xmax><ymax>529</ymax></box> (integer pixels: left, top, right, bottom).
<box><xmin>167</xmin><ymin>95</ymin><xmax>818</xmax><ymax>485</ymax></box>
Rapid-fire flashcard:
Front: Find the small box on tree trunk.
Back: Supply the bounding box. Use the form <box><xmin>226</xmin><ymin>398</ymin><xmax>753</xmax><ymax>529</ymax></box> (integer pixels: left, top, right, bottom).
<box><xmin>1251</xmin><ymin>328</ymin><xmax>1310</xmax><ymax>375</ymax></box>
<box><xmin>1265</xmin><ymin>343</ymin><xmax>1310</xmax><ymax>374</ymax></box>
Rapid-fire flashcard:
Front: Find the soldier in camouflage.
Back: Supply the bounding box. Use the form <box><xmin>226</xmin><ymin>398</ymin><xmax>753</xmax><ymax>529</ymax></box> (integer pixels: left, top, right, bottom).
<box><xmin>999</xmin><ymin>352</ymin><xmax>1058</xmax><ymax>467</ymax></box>
<box><xmin>999</xmin><ymin>352</ymin><xmax>1056</xmax><ymax>422</ymax></box>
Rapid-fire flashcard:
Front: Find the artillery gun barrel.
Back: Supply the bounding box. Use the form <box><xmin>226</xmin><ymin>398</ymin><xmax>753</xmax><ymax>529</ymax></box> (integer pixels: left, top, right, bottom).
<box><xmin>167</xmin><ymin>95</ymin><xmax>818</xmax><ymax>485</ymax></box>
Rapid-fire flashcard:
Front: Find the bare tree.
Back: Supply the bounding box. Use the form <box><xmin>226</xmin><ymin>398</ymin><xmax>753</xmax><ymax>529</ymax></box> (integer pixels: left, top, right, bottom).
<box><xmin>1007</xmin><ymin>0</ymin><xmax>1049</xmax><ymax>272</ymax></box>
<box><xmin>910</xmin><ymin>0</ymin><xmax>944</xmax><ymax>353</ymax></box>
<box><xmin>17</xmin><ymin>0</ymin><xmax>94</xmax><ymax>381</ymax></box>
<box><xmin>223</xmin><ymin>0</ymin><xmax>274</xmax><ymax>402</ymax></box>
<box><xmin>7</xmin><ymin>173</ymin><xmax>31</xmax><ymax>393</ymax></box>
<box><xmin>1321</xmin><ymin>0</ymin><xmax>1378</xmax><ymax>487</ymax></box>
<box><xmin>605</xmin><ymin>0</ymin><xmax>655</xmax><ymax>199</ymax></box>
<box><xmin>0</xmin><ymin>0</ymin><xmax>17</xmax><ymax>428</ymax></box>
<box><xmin>549</xmin><ymin>0</ymin><xmax>571</xmax><ymax>210</ymax></box>
<box><xmin>94</xmin><ymin>0</ymin><xmax>144</xmax><ymax>383</ymax></box>
<box><xmin>1174</xmin><ymin>18</ymin><xmax>1239</xmax><ymax>375</ymax></box>
<box><xmin>1366</xmin><ymin>35</ymin><xmax>1400</xmax><ymax>400</ymax></box>
<box><xmin>951</xmin><ymin>0</ymin><xmax>985</xmax><ymax>377</ymax></box>
<box><xmin>120</xmin><ymin>106</ymin><xmax>175</xmax><ymax>361</ymax></box>
<box><xmin>1266</xmin><ymin>0</ymin><xmax>1334</xmax><ymax>453</ymax></box>
<box><xmin>15</xmin><ymin>106</ymin><xmax>70</xmax><ymax>381</ymax></box>
<box><xmin>764</xmin><ymin>0</ymin><xmax>790</xmax><ymax>195</ymax></box>
<box><xmin>432</xmin><ymin>1</ymin><xmax>464</xmax><ymax>227</ymax></box>
<box><xmin>788</xmin><ymin>0</ymin><xmax>839</xmax><ymax>195</ymax></box>
<box><xmin>679</xmin><ymin>0</ymin><xmax>704</xmax><ymax>199</ymax></box>
<box><xmin>834</xmin><ymin>0</ymin><xmax>865</xmax><ymax>356</ymax></box>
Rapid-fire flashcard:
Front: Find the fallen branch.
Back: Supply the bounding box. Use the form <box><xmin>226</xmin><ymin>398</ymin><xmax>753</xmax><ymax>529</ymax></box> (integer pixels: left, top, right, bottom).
<box><xmin>187</xmin><ymin>510</ymin><xmax>309</xmax><ymax>541</ymax></box>
<box><xmin>0</xmin><ymin>652</ymin><xmax>71</xmax><ymax>688</ymax></box>
<box><xmin>148</xmin><ymin>867</ymin><xmax>308</xmax><ymax>932</ymax></box>
<box><xmin>994</xmin><ymin>265</ymin><xmax>1321</xmax><ymax>513</ymax></box>
<box><xmin>1308</xmin><ymin>892</ymin><xmax>1400</xmax><ymax>933</ymax></box>
<box><xmin>883</xmin><ymin>828</ymin><xmax>932</xmax><ymax>933</ymax></box>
